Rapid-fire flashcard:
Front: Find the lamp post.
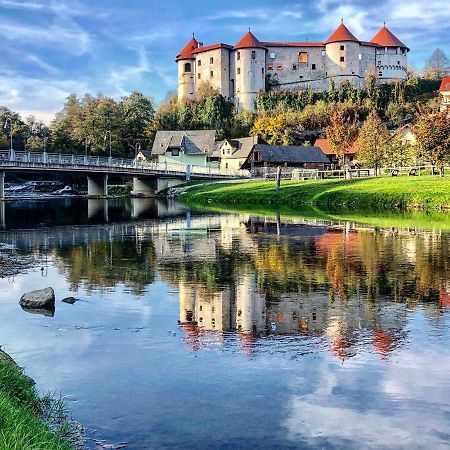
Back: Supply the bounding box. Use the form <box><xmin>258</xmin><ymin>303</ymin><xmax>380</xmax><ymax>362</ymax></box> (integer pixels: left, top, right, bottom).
<box><xmin>3</xmin><ymin>118</ymin><xmax>13</xmax><ymax>160</ymax></box>
<box><xmin>135</xmin><ymin>142</ymin><xmax>141</xmax><ymax>159</ymax></box>
<box><xmin>104</xmin><ymin>130</ymin><xmax>112</xmax><ymax>164</ymax></box>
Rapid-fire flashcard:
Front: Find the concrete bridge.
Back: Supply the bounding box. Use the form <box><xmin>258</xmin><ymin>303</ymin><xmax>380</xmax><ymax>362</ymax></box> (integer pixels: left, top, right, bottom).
<box><xmin>0</xmin><ymin>150</ymin><xmax>250</xmax><ymax>199</ymax></box>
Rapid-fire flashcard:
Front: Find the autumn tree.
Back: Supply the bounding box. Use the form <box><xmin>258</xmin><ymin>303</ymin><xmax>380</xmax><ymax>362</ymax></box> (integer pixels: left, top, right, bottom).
<box><xmin>384</xmin><ymin>134</ymin><xmax>415</xmax><ymax>168</ymax></box>
<box><xmin>413</xmin><ymin>111</ymin><xmax>450</xmax><ymax>176</ymax></box>
<box><xmin>423</xmin><ymin>49</ymin><xmax>450</xmax><ymax>80</ymax></box>
<box><xmin>325</xmin><ymin>104</ymin><xmax>359</xmax><ymax>168</ymax></box>
<box><xmin>356</xmin><ymin>110</ymin><xmax>390</xmax><ymax>175</ymax></box>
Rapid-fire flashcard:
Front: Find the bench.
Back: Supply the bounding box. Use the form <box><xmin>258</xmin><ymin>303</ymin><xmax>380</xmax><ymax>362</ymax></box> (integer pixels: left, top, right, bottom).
<box><xmin>408</xmin><ymin>168</ymin><xmax>417</xmax><ymax>176</ymax></box>
<box><xmin>391</xmin><ymin>169</ymin><xmax>399</xmax><ymax>177</ymax></box>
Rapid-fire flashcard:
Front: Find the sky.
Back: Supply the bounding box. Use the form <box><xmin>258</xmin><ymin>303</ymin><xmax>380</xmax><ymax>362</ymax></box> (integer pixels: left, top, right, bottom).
<box><xmin>0</xmin><ymin>0</ymin><xmax>449</xmax><ymax>123</ymax></box>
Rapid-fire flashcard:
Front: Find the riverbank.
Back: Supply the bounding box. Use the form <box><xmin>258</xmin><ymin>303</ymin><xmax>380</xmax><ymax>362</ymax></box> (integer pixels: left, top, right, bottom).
<box><xmin>0</xmin><ymin>350</ymin><xmax>76</xmax><ymax>449</ymax></box>
<box><xmin>179</xmin><ymin>176</ymin><xmax>450</xmax><ymax>212</ymax></box>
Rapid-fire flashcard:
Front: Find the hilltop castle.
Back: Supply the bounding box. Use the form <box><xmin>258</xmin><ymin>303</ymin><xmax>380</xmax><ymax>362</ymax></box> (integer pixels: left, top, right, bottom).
<box><xmin>176</xmin><ymin>22</ymin><xmax>409</xmax><ymax>111</ymax></box>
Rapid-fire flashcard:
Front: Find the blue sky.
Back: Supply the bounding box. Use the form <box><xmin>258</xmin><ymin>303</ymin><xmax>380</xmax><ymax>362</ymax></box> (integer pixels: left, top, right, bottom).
<box><xmin>0</xmin><ymin>0</ymin><xmax>449</xmax><ymax>123</ymax></box>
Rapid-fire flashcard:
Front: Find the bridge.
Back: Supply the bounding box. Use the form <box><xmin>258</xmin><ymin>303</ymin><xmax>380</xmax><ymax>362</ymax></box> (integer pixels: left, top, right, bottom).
<box><xmin>0</xmin><ymin>150</ymin><xmax>250</xmax><ymax>199</ymax></box>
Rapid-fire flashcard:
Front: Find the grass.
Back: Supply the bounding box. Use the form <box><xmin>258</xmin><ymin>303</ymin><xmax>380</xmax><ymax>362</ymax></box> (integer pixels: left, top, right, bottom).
<box><xmin>180</xmin><ymin>176</ymin><xmax>450</xmax><ymax>212</ymax></box>
<box><xmin>0</xmin><ymin>352</ymin><xmax>77</xmax><ymax>450</ymax></box>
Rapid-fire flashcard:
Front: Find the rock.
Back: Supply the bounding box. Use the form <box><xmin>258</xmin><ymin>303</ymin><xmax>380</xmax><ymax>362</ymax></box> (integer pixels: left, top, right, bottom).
<box><xmin>62</xmin><ymin>296</ymin><xmax>78</xmax><ymax>305</ymax></box>
<box><xmin>19</xmin><ymin>287</ymin><xmax>55</xmax><ymax>309</ymax></box>
<box><xmin>21</xmin><ymin>306</ymin><xmax>55</xmax><ymax>317</ymax></box>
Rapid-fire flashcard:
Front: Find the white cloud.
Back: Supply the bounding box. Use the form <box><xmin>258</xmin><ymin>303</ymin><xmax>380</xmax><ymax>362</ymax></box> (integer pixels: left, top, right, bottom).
<box><xmin>0</xmin><ymin>0</ymin><xmax>43</xmax><ymax>10</ymax></box>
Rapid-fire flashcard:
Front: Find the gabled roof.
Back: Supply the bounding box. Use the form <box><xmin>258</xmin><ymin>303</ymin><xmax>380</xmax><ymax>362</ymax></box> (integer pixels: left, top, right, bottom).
<box><xmin>234</xmin><ymin>31</ymin><xmax>266</xmax><ymax>50</ymax></box>
<box><xmin>152</xmin><ymin>130</ymin><xmax>218</xmax><ymax>155</ymax></box>
<box><xmin>136</xmin><ymin>149</ymin><xmax>153</xmax><ymax>159</ymax></box>
<box><xmin>213</xmin><ymin>136</ymin><xmax>261</xmax><ymax>159</ymax></box>
<box><xmin>370</xmin><ymin>26</ymin><xmax>409</xmax><ymax>51</ymax></box>
<box><xmin>325</xmin><ymin>23</ymin><xmax>359</xmax><ymax>45</ymax></box>
<box><xmin>439</xmin><ymin>77</ymin><xmax>450</xmax><ymax>92</ymax></box>
<box><xmin>252</xmin><ymin>144</ymin><xmax>330</xmax><ymax>164</ymax></box>
<box><xmin>314</xmin><ymin>138</ymin><xmax>358</xmax><ymax>156</ymax></box>
<box><xmin>176</xmin><ymin>37</ymin><xmax>199</xmax><ymax>61</ymax></box>
<box><xmin>191</xmin><ymin>43</ymin><xmax>233</xmax><ymax>55</ymax></box>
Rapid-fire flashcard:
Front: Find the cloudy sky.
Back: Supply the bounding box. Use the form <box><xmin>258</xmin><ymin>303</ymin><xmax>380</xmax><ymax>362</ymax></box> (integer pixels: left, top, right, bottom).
<box><xmin>0</xmin><ymin>0</ymin><xmax>449</xmax><ymax>123</ymax></box>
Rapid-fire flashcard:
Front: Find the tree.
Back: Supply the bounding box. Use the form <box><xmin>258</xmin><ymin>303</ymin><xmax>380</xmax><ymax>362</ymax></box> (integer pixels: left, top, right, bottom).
<box><xmin>424</xmin><ymin>49</ymin><xmax>450</xmax><ymax>80</ymax></box>
<box><xmin>325</xmin><ymin>104</ymin><xmax>359</xmax><ymax>168</ymax></box>
<box><xmin>413</xmin><ymin>111</ymin><xmax>450</xmax><ymax>176</ymax></box>
<box><xmin>384</xmin><ymin>134</ymin><xmax>415</xmax><ymax>168</ymax></box>
<box><xmin>356</xmin><ymin>110</ymin><xmax>390</xmax><ymax>175</ymax></box>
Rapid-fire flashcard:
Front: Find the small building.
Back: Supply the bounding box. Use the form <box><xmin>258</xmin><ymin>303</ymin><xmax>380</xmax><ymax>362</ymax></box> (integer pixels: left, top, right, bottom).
<box><xmin>151</xmin><ymin>130</ymin><xmax>219</xmax><ymax>168</ymax></box>
<box><xmin>314</xmin><ymin>138</ymin><xmax>358</xmax><ymax>168</ymax></box>
<box><xmin>135</xmin><ymin>149</ymin><xmax>154</xmax><ymax>163</ymax></box>
<box><xmin>243</xmin><ymin>144</ymin><xmax>330</xmax><ymax>170</ymax></box>
<box><xmin>212</xmin><ymin>136</ymin><xmax>263</xmax><ymax>171</ymax></box>
<box><xmin>439</xmin><ymin>77</ymin><xmax>450</xmax><ymax>113</ymax></box>
<box><xmin>389</xmin><ymin>123</ymin><xmax>416</xmax><ymax>146</ymax></box>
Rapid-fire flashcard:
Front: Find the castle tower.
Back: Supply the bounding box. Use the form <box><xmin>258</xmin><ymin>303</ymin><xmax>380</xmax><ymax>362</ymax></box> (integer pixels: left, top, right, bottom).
<box><xmin>325</xmin><ymin>23</ymin><xmax>362</xmax><ymax>87</ymax></box>
<box><xmin>176</xmin><ymin>36</ymin><xmax>199</xmax><ymax>102</ymax></box>
<box><xmin>233</xmin><ymin>31</ymin><xmax>266</xmax><ymax>111</ymax></box>
<box><xmin>370</xmin><ymin>25</ymin><xmax>409</xmax><ymax>81</ymax></box>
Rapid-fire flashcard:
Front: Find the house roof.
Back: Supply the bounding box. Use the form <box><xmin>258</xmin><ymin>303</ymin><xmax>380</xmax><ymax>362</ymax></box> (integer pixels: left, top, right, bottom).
<box><xmin>136</xmin><ymin>149</ymin><xmax>153</xmax><ymax>159</ymax></box>
<box><xmin>212</xmin><ymin>136</ymin><xmax>261</xmax><ymax>159</ymax></box>
<box><xmin>439</xmin><ymin>77</ymin><xmax>450</xmax><ymax>92</ymax></box>
<box><xmin>152</xmin><ymin>130</ymin><xmax>218</xmax><ymax>155</ymax></box>
<box><xmin>176</xmin><ymin>37</ymin><xmax>199</xmax><ymax>61</ymax></box>
<box><xmin>263</xmin><ymin>41</ymin><xmax>325</xmax><ymax>48</ymax></box>
<box><xmin>253</xmin><ymin>144</ymin><xmax>330</xmax><ymax>164</ymax></box>
<box><xmin>314</xmin><ymin>138</ymin><xmax>358</xmax><ymax>156</ymax></box>
<box><xmin>192</xmin><ymin>43</ymin><xmax>233</xmax><ymax>55</ymax></box>
<box><xmin>325</xmin><ymin>23</ymin><xmax>359</xmax><ymax>45</ymax></box>
<box><xmin>370</xmin><ymin>26</ymin><xmax>409</xmax><ymax>51</ymax></box>
<box><xmin>234</xmin><ymin>31</ymin><xmax>266</xmax><ymax>50</ymax></box>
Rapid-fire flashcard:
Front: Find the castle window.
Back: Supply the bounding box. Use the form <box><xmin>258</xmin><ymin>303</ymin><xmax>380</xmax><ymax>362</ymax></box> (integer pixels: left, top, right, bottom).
<box><xmin>359</xmin><ymin>53</ymin><xmax>362</xmax><ymax>60</ymax></box>
<box><xmin>378</xmin><ymin>61</ymin><xmax>381</xmax><ymax>66</ymax></box>
<box><xmin>292</xmin><ymin>64</ymin><xmax>297</xmax><ymax>70</ymax></box>
<box><xmin>277</xmin><ymin>64</ymin><xmax>282</xmax><ymax>70</ymax></box>
<box><xmin>379</xmin><ymin>72</ymin><xmax>383</xmax><ymax>77</ymax></box>
<box><xmin>340</xmin><ymin>56</ymin><xmax>345</xmax><ymax>62</ymax></box>
<box><xmin>210</xmin><ymin>57</ymin><xmax>214</xmax><ymax>64</ymax></box>
<box><xmin>198</xmin><ymin>73</ymin><xmax>201</xmax><ymax>79</ymax></box>
<box><xmin>321</xmin><ymin>50</ymin><xmax>326</xmax><ymax>56</ymax></box>
<box><xmin>397</xmin><ymin>61</ymin><xmax>400</xmax><ymax>65</ymax></box>
<box><xmin>210</xmin><ymin>70</ymin><xmax>214</xmax><ymax>77</ymax></box>
<box><xmin>269</xmin><ymin>52</ymin><xmax>276</xmax><ymax>59</ymax></box>
<box><xmin>237</xmin><ymin>52</ymin><xmax>241</xmax><ymax>60</ymax></box>
<box><xmin>268</xmin><ymin>64</ymin><xmax>273</xmax><ymax>70</ymax></box>
<box><xmin>198</xmin><ymin>60</ymin><xmax>201</xmax><ymax>67</ymax></box>
<box><xmin>311</xmin><ymin>64</ymin><xmax>316</xmax><ymax>70</ymax></box>
<box><xmin>237</xmin><ymin>68</ymin><xmax>241</xmax><ymax>74</ymax></box>
<box><xmin>298</xmin><ymin>52</ymin><xmax>308</xmax><ymax>64</ymax></box>
<box><xmin>251</xmin><ymin>51</ymin><xmax>256</xmax><ymax>59</ymax></box>
<box><xmin>340</xmin><ymin>45</ymin><xmax>345</xmax><ymax>51</ymax></box>
<box><xmin>184</xmin><ymin>62</ymin><xmax>191</xmax><ymax>73</ymax></box>
<box><xmin>262</xmin><ymin>68</ymin><xmax>264</xmax><ymax>75</ymax></box>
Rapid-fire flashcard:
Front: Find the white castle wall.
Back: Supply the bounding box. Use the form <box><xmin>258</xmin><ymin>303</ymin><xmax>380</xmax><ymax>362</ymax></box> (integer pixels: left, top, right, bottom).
<box><xmin>178</xmin><ymin>59</ymin><xmax>196</xmax><ymax>101</ymax></box>
<box><xmin>376</xmin><ymin>47</ymin><xmax>408</xmax><ymax>81</ymax></box>
<box><xmin>195</xmin><ymin>48</ymin><xmax>232</xmax><ymax>97</ymax></box>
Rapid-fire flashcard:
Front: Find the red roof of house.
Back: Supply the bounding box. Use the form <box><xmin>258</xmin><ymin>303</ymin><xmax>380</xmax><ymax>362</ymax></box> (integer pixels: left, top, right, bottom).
<box><xmin>176</xmin><ymin>37</ymin><xmax>199</xmax><ymax>61</ymax></box>
<box><xmin>314</xmin><ymin>138</ymin><xmax>358</xmax><ymax>156</ymax></box>
<box><xmin>439</xmin><ymin>77</ymin><xmax>450</xmax><ymax>92</ymax></box>
<box><xmin>191</xmin><ymin>43</ymin><xmax>233</xmax><ymax>55</ymax></box>
<box><xmin>234</xmin><ymin>31</ymin><xmax>266</xmax><ymax>50</ymax></box>
<box><xmin>370</xmin><ymin>26</ymin><xmax>409</xmax><ymax>50</ymax></box>
<box><xmin>326</xmin><ymin>23</ymin><xmax>359</xmax><ymax>44</ymax></box>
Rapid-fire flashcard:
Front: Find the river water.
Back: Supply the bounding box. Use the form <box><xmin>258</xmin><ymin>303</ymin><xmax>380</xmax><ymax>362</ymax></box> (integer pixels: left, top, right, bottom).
<box><xmin>0</xmin><ymin>198</ymin><xmax>449</xmax><ymax>449</ymax></box>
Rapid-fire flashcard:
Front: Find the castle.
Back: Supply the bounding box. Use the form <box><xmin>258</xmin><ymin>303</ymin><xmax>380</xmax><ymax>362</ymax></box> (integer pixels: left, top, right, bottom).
<box><xmin>176</xmin><ymin>22</ymin><xmax>410</xmax><ymax>111</ymax></box>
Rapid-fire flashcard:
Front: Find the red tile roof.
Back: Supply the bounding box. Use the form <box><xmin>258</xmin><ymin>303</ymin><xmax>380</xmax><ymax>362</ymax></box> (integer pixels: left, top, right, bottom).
<box><xmin>234</xmin><ymin>31</ymin><xmax>266</xmax><ymax>50</ymax></box>
<box><xmin>314</xmin><ymin>138</ymin><xmax>358</xmax><ymax>156</ymax></box>
<box><xmin>325</xmin><ymin>23</ymin><xmax>359</xmax><ymax>44</ymax></box>
<box><xmin>191</xmin><ymin>43</ymin><xmax>233</xmax><ymax>55</ymax></box>
<box><xmin>263</xmin><ymin>41</ymin><xmax>325</xmax><ymax>48</ymax></box>
<box><xmin>176</xmin><ymin>37</ymin><xmax>199</xmax><ymax>61</ymax></box>
<box><xmin>370</xmin><ymin>26</ymin><xmax>409</xmax><ymax>50</ymax></box>
<box><xmin>439</xmin><ymin>77</ymin><xmax>450</xmax><ymax>92</ymax></box>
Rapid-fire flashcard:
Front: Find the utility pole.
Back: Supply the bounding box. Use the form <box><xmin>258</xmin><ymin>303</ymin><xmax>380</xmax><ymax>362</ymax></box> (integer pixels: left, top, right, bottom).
<box><xmin>3</xmin><ymin>118</ymin><xmax>13</xmax><ymax>159</ymax></box>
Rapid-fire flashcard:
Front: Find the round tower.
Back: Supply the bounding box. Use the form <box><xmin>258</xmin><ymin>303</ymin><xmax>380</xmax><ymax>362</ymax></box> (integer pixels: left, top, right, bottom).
<box><xmin>176</xmin><ymin>36</ymin><xmax>198</xmax><ymax>102</ymax></box>
<box><xmin>233</xmin><ymin>31</ymin><xmax>266</xmax><ymax>111</ymax></box>
<box><xmin>325</xmin><ymin>22</ymin><xmax>362</xmax><ymax>87</ymax></box>
<box><xmin>370</xmin><ymin>25</ymin><xmax>409</xmax><ymax>82</ymax></box>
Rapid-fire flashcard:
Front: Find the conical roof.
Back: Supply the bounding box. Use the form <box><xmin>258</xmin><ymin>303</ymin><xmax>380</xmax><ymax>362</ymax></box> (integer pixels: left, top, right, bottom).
<box><xmin>234</xmin><ymin>31</ymin><xmax>266</xmax><ymax>50</ymax></box>
<box><xmin>176</xmin><ymin>37</ymin><xmax>199</xmax><ymax>61</ymax></box>
<box><xmin>371</xmin><ymin>25</ymin><xmax>409</xmax><ymax>50</ymax></box>
<box><xmin>326</xmin><ymin>23</ymin><xmax>359</xmax><ymax>44</ymax></box>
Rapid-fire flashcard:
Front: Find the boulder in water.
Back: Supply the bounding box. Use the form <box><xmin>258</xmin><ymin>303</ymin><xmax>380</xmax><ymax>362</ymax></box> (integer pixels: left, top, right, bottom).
<box><xmin>62</xmin><ymin>296</ymin><xmax>78</xmax><ymax>305</ymax></box>
<box><xmin>19</xmin><ymin>287</ymin><xmax>55</xmax><ymax>309</ymax></box>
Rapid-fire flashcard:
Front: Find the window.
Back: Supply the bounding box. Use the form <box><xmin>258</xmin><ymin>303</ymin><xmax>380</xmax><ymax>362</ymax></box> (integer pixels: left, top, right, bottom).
<box><xmin>340</xmin><ymin>45</ymin><xmax>345</xmax><ymax>51</ymax></box>
<box><xmin>298</xmin><ymin>52</ymin><xmax>308</xmax><ymax>63</ymax></box>
<box><xmin>340</xmin><ymin>56</ymin><xmax>345</xmax><ymax>62</ymax></box>
<box><xmin>378</xmin><ymin>61</ymin><xmax>381</xmax><ymax>66</ymax></box>
<box><xmin>198</xmin><ymin>73</ymin><xmax>201</xmax><ymax>79</ymax></box>
<box><xmin>237</xmin><ymin>68</ymin><xmax>241</xmax><ymax>74</ymax></box>
<box><xmin>251</xmin><ymin>50</ymin><xmax>256</xmax><ymax>60</ymax></box>
<box><xmin>171</xmin><ymin>149</ymin><xmax>179</xmax><ymax>157</ymax></box>
<box><xmin>397</xmin><ymin>61</ymin><xmax>400</xmax><ymax>65</ymax></box>
<box><xmin>262</xmin><ymin>68</ymin><xmax>264</xmax><ymax>75</ymax></box>
<box><xmin>359</xmin><ymin>53</ymin><xmax>362</xmax><ymax>60</ymax></box>
<box><xmin>184</xmin><ymin>62</ymin><xmax>191</xmax><ymax>73</ymax></box>
<box><xmin>268</xmin><ymin>64</ymin><xmax>273</xmax><ymax>70</ymax></box>
<box><xmin>277</xmin><ymin>64</ymin><xmax>282</xmax><ymax>70</ymax></box>
<box><xmin>198</xmin><ymin>60</ymin><xmax>201</xmax><ymax>67</ymax></box>
<box><xmin>379</xmin><ymin>72</ymin><xmax>383</xmax><ymax>77</ymax></box>
<box><xmin>321</xmin><ymin>50</ymin><xmax>326</xmax><ymax>57</ymax></box>
<box><xmin>311</xmin><ymin>64</ymin><xmax>316</xmax><ymax>70</ymax></box>
<box><xmin>237</xmin><ymin>52</ymin><xmax>240</xmax><ymax>60</ymax></box>
<box><xmin>269</xmin><ymin>52</ymin><xmax>276</xmax><ymax>59</ymax></box>
<box><xmin>210</xmin><ymin>70</ymin><xmax>213</xmax><ymax>77</ymax></box>
<box><xmin>292</xmin><ymin>64</ymin><xmax>297</xmax><ymax>70</ymax></box>
<box><xmin>210</xmin><ymin>57</ymin><xmax>214</xmax><ymax>64</ymax></box>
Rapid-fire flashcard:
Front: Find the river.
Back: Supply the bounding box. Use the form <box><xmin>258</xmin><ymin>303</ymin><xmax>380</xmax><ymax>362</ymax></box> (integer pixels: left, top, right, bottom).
<box><xmin>0</xmin><ymin>198</ymin><xmax>449</xmax><ymax>449</ymax></box>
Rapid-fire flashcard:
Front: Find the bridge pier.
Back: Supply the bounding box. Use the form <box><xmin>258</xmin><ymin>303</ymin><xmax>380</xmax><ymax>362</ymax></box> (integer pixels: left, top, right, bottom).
<box><xmin>0</xmin><ymin>201</ymin><xmax>5</xmax><ymax>229</ymax></box>
<box><xmin>131</xmin><ymin>198</ymin><xmax>153</xmax><ymax>219</ymax></box>
<box><xmin>132</xmin><ymin>177</ymin><xmax>156</xmax><ymax>197</ymax></box>
<box><xmin>87</xmin><ymin>199</ymin><xmax>109</xmax><ymax>222</ymax></box>
<box><xmin>156</xmin><ymin>177</ymin><xmax>185</xmax><ymax>192</ymax></box>
<box><xmin>0</xmin><ymin>171</ymin><xmax>4</xmax><ymax>200</ymax></box>
<box><xmin>87</xmin><ymin>174</ymin><xmax>108</xmax><ymax>197</ymax></box>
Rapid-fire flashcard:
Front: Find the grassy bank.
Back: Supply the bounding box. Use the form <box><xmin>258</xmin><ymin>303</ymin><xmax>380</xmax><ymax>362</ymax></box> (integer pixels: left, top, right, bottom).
<box><xmin>180</xmin><ymin>176</ymin><xmax>450</xmax><ymax>212</ymax></box>
<box><xmin>0</xmin><ymin>352</ymin><xmax>74</xmax><ymax>450</ymax></box>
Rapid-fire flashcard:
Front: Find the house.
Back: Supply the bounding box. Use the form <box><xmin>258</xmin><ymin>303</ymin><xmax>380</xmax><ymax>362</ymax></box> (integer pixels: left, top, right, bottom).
<box><xmin>212</xmin><ymin>136</ymin><xmax>263</xmax><ymax>171</ymax></box>
<box><xmin>243</xmin><ymin>144</ymin><xmax>330</xmax><ymax>171</ymax></box>
<box><xmin>439</xmin><ymin>77</ymin><xmax>450</xmax><ymax>113</ymax></box>
<box><xmin>314</xmin><ymin>138</ymin><xmax>358</xmax><ymax>168</ymax></box>
<box><xmin>389</xmin><ymin>123</ymin><xmax>416</xmax><ymax>146</ymax></box>
<box><xmin>151</xmin><ymin>130</ymin><xmax>220</xmax><ymax>168</ymax></box>
<box><xmin>135</xmin><ymin>149</ymin><xmax>154</xmax><ymax>163</ymax></box>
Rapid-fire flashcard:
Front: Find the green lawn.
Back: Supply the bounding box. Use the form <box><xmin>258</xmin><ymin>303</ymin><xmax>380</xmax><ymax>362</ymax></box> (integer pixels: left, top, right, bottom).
<box><xmin>180</xmin><ymin>176</ymin><xmax>450</xmax><ymax>212</ymax></box>
<box><xmin>0</xmin><ymin>354</ymin><xmax>74</xmax><ymax>450</ymax></box>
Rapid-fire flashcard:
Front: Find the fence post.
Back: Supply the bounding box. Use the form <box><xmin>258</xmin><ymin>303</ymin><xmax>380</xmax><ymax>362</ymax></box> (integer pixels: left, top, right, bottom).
<box><xmin>275</xmin><ymin>166</ymin><xmax>281</xmax><ymax>190</ymax></box>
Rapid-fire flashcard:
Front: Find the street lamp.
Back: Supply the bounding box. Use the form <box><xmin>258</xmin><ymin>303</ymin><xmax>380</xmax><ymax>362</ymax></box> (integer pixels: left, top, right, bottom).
<box><xmin>3</xmin><ymin>118</ymin><xmax>13</xmax><ymax>159</ymax></box>
<box><xmin>85</xmin><ymin>136</ymin><xmax>91</xmax><ymax>157</ymax></box>
<box><xmin>135</xmin><ymin>142</ymin><xmax>141</xmax><ymax>159</ymax></box>
<box><xmin>104</xmin><ymin>130</ymin><xmax>112</xmax><ymax>163</ymax></box>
